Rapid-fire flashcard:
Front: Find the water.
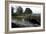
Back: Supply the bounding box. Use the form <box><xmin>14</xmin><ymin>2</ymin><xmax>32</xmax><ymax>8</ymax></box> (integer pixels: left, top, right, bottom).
<box><xmin>12</xmin><ymin>18</ymin><xmax>39</xmax><ymax>27</ymax></box>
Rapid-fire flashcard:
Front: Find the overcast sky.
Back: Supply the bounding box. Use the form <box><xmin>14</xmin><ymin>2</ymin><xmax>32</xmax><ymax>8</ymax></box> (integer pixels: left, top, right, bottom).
<box><xmin>9</xmin><ymin>3</ymin><xmax>43</xmax><ymax>14</ymax></box>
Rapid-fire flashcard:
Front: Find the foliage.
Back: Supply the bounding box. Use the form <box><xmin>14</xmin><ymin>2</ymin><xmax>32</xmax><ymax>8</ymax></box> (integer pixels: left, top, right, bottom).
<box><xmin>11</xmin><ymin>7</ymin><xmax>32</xmax><ymax>16</ymax></box>
<box><xmin>16</xmin><ymin>6</ymin><xmax>23</xmax><ymax>16</ymax></box>
<box><xmin>24</xmin><ymin>8</ymin><xmax>32</xmax><ymax>14</ymax></box>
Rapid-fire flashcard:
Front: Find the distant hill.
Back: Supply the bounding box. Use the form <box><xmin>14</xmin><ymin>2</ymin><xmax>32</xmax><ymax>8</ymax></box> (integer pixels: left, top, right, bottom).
<box><xmin>32</xmin><ymin>14</ymin><xmax>40</xmax><ymax>16</ymax></box>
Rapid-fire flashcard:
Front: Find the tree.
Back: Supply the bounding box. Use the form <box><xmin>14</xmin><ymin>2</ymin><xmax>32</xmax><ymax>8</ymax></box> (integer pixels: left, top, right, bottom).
<box><xmin>24</xmin><ymin>8</ymin><xmax>32</xmax><ymax>14</ymax></box>
<box><xmin>11</xmin><ymin>7</ymin><xmax>17</xmax><ymax>16</ymax></box>
<box><xmin>11</xmin><ymin>7</ymin><xmax>15</xmax><ymax>16</ymax></box>
<box><xmin>11</xmin><ymin>7</ymin><xmax>14</xmax><ymax>14</ymax></box>
<box><xmin>16</xmin><ymin>6</ymin><xmax>23</xmax><ymax>16</ymax></box>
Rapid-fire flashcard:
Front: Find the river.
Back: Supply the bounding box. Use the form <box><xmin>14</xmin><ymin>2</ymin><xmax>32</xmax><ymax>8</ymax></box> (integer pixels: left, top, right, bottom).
<box><xmin>12</xmin><ymin>18</ymin><xmax>40</xmax><ymax>27</ymax></box>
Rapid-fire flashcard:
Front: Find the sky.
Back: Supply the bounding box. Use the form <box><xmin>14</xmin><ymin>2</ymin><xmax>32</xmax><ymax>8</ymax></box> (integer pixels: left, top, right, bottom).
<box><xmin>9</xmin><ymin>3</ymin><xmax>43</xmax><ymax>14</ymax></box>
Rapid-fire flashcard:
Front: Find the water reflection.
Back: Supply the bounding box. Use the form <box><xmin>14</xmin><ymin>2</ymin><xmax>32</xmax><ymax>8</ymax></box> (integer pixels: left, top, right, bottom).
<box><xmin>12</xmin><ymin>18</ymin><xmax>40</xmax><ymax>28</ymax></box>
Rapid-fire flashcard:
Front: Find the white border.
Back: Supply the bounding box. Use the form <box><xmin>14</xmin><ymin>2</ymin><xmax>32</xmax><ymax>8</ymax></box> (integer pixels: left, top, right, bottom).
<box><xmin>9</xmin><ymin>3</ymin><xmax>43</xmax><ymax>32</ymax></box>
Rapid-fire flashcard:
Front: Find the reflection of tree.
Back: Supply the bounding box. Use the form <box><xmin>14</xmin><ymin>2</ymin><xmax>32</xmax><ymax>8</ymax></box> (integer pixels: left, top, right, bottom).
<box><xmin>24</xmin><ymin>8</ymin><xmax>32</xmax><ymax>14</ymax></box>
<box><xmin>16</xmin><ymin>6</ymin><xmax>23</xmax><ymax>16</ymax></box>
